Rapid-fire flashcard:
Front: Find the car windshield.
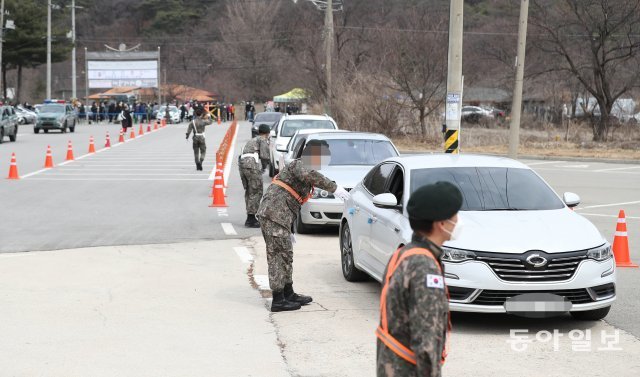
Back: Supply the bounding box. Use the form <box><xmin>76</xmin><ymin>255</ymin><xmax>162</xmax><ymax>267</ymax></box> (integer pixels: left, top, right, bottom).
<box><xmin>39</xmin><ymin>105</ymin><xmax>64</xmax><ymax>113</ymax></box>
<box><xmin>325</xmin><ymin>139</ymin><xmax>397</xmax><ymax>166</ymax></box>
<box><xmin>410</xmin><ymin>167</ymin><xmax>564</xmax><ymax>210</ymax></box>
<box><xmin>281</xmin><ymin>120</ymin><xmax>335</xmax><ymax>137</ymax></box>
<box><xmin>255</xmin><ymin>113</ymin><xmax>280</xmax><ymax>122</ymax></box>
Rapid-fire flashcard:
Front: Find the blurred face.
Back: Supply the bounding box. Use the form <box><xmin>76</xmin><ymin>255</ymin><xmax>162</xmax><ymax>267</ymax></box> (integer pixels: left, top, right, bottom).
<box><xmin>301</xmin><ymin>145</ymin><xmax>331</xmax><ymax>170</ymax></box>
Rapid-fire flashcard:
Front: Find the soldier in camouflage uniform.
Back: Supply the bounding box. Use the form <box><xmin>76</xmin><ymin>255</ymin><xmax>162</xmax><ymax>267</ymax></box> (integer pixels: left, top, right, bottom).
<box><xmin>257</xmin><ymin>139</ymin><xmax>351</xmax><ymax>312</ymax></box>
<box><xmin>376</xmin><ymin>181</ymin><xmax>463</xmax><ymax>377</ymax></box>
<box><xmin>239</xmin><ymin>124</ymin><xmax>271</xmax><ymax>228</ymax></box>
<box><xmin>185</xmin><ymin>107</ymin><xmax>212</xmax><ymax>170</ymax></box>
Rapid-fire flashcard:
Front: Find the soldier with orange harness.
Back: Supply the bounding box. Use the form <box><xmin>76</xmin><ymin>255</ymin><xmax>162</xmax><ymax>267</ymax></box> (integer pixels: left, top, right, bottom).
<box><xmin>257</xmin><ymin>140</ymin><xmax>351</xmax><ymax>312</ymax></box>
<box><xmin>377</xmin><ymin>181</ymin><xmax>463</xmax><ymax>377</ymax></box>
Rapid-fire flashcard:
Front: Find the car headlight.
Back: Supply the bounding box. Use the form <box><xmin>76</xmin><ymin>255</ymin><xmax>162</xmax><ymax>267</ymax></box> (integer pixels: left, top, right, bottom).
<box><xmin>586</xmin><ymin>244</ymin><xmax>613</xmax><ymax>261</ymax></box>
<box><xmin>442</xmin><ymin>246</ymin><xmax>476</xmax><ymax>263</ymax></box>
<box><xmin>312</xmin><ymin>188</ymin><xmax>334</xmax><ymax>199</ymax></box>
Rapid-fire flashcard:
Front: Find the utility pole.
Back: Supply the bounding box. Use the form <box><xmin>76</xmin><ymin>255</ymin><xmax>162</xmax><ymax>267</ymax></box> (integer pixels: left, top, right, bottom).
<box><xmin>71</xmin><ymin>0</ymin><xmax>77</xmax><ymax>99</ymax></box>
<box><xmin>46</xmin><ymin>0</ymin><xmax>52</xmax><ymax>99</ymax></box>
<box><xmin>508</xmin><ymin>0</ymin><xmax>529</xmax><ymax>159</ymax></box>
<box><xmin>324</xmin><ymin>0</ymin><xmax>334</xmax><ymax>116</ymax></box>
<box><xmin>0</xmin><ymin>0</ymin><xmax>4</xmax><ymax>100</ymax></box>
<box><xmin>445</xmin><ymin>0</ymin><xmax>464</xmax><ymax>154</ymax></box>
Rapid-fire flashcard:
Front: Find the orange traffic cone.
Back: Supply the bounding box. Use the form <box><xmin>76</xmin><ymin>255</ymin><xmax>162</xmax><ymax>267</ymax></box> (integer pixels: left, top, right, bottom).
<box><xmin>88</xmin><ymin>136</ymin><xmax>96</xmax><ymax>153</ymax></box>
<box><xmin>7</xmin><ymin>153</ymin><xmax>19</xmax><ymax>179</ymax></box>
<box><xmin>147</xmin><ymin>122</ymin><xmax>151</xmax><ymax>133</ymax></box>
<box><xmin>217</xmin><ymin>116</ymin><xmax>221</xmax><ymax>125</ymax></box>
<box><xmin>612</xmin><ymin>210</ymin><xmax>638</xmax><ymax>267</ymax></box>
<box><xmin>66</xmin><ymin>141</ymin><xmax>75</xmax><ymax>161</ymax></box>
<box><xmin>209</xmin><ymin>168</ymin><xmax>228</xmax><ymax>207</ymax></box>
<box><xmin>105</xmin><ymin>132</ymin><xmax>111</xmax><ymax>148</ymax></box>
<box><xmin>138</xmin><ymin>123</ymin><xmax>144</xmax><ymax>136</ymax></box>
<box><xmin>129</xmin><ymin>127</ymin><xmax>136</xmax><ymax>139</ymax></box>
<box><xmin>161</xmin><ymin>119</ymin><xmax>166</xmax><ymax>128</ymax></box>
<box><xmin>154</xmin><ymin>121</ymin><xmax>159</xmax><ymax>130</ymax></box>
<box><xmin>118</xmin><ymin>130</ymin><xmax>125</xmax><ymax>143</ymax></box>
<box><xmin>44</xmin><ymin>145</ymin><xmax>54</xmax><ymax>168</ymax></box>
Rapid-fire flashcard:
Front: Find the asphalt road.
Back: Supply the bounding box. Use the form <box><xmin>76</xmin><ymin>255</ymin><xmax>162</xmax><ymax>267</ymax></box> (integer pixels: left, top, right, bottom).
<box><xmin>1</xmin><ymin>119</ymin><xmax>639</xmax><ymax>376</ymax></box>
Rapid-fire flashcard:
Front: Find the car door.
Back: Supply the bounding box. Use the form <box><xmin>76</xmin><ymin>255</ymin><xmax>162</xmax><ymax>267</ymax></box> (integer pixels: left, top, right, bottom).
<box><xmin>354</xmin><ymin>162</ymin><xmax>396</xmax><ymax>275</ymax></box>
<box><xmin>369</xmin><ymin>164</ymin><xmax>407</xmax><ymax>269</ymax></box>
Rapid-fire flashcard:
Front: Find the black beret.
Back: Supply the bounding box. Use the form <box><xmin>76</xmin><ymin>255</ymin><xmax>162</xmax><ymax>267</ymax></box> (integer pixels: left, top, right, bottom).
<box><xmin>407</xmin><ymin>181</ymin><xmax>463</xmax><ymax>221</ymax></box>
<box><xmin>258</xmin><ymin>124</ymin><xmax>271</xmax><ymax>134</ymax></box>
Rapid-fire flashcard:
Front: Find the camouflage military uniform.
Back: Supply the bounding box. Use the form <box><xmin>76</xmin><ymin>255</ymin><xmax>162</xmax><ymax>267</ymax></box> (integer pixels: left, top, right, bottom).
<box><xmin>256</xmin><ymin>159</ymin><xmax>337</xmax><ymax>291</ymax></box>
<box><xmin>377</xmin><ymin>233</ymin><xmax>449</xmax><ymax>377</ymax></box>
<box><xmin>239</xmin><ymin>136</ymin><xmax>270</xmax><ymax>215</ymax></box>
<box><xmin>186</xmin><ymin>117</ymin><xmax>212</xmax><ymax>167</ymax></box>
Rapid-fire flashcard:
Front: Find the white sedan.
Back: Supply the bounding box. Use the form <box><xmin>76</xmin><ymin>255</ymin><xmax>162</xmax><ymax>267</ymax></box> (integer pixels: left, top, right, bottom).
<box><xmin>155</xmin><ymin>105</ymin><xmax>181</xmax><ymax>123</ymax></box>
<box><xmin>339</xmin><ymin>154</ymin><xmax>616</xmax><ymax>320</ymax></box>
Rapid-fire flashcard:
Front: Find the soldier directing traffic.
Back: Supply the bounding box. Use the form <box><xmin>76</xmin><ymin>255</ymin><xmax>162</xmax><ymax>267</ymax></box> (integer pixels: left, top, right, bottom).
<box><xmin>186</xmin><ymin>107</ymin><xmax>212</xmax><ymax>171</ymax></box>
<box><xmin>239</xmin><ymin>124</ymin><xmax>271</xmax><ymax>228</ymax></box>
<box><xmin>257</xmin><ymin>140</ymin><xmax>351</xmax><ymax>312</ymax></box>
<box><xmin>376</xmin><ymin>181</ymin><xmax>463</xmax><ymax>377</ymax></box>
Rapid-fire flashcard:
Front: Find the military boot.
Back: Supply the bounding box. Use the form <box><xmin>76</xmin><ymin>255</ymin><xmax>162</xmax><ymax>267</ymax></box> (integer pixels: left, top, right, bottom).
<box><xmin>284</xmin><ymin>283</ymin><xmax>313</xmax><ymax>305</ymax></box>
<box><xmin>271</xmin><ymin>290</ymin><xmax>301</xmax><ymax>312</ymax></box>
<box><xmin>244</xmin><ymin>214</ymin><xmax>260</xmax><ymax>228</ymax></box>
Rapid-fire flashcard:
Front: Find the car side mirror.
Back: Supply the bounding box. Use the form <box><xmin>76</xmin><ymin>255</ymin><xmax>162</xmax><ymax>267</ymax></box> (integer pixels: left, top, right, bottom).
<box><xmin>563</xmin><ymin>192</ymin><xmax>580</xmax><ymax>208</ymax></box>
<box><xmin>270</xmin><ymin>130</ymin><xmax>276</xmax><ymax>138</ymax></box>
<box><xmin>373</xmin><ymin>193</ymin><xmax>401</xmax><ymax>210</ymax></box>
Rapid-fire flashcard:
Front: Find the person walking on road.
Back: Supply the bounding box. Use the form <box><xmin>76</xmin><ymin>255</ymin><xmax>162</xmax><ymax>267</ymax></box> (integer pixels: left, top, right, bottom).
<box><xmin>186</xmin><ymin>107</ymin><xmax>212</xmax><ymax>171</ymax></box>
<box><xmin>121</xmin><ymin>104</ymin><xmax>132</xmax><ymax>133</ymax></box>
<box><xmin>376</xmin><ymin>181</ymin><xmax>462</xmax><ymax>377</ymax></box>
<box><xmin>256</xmin><ymin>140</ymin><xmax>351</xmax><ymax>312</ymax></box>
<box><xmin>239</xmin><ymin>124</ymin><xmax>271</xmax><ymax>228</ymax></box>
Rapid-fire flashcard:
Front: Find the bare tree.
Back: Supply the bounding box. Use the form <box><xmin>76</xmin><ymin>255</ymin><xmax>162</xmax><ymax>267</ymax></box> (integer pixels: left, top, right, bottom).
<box><xmin>530</xmin><ymin>0</ymin><xmax>640</xmax><ymax>141</ymax></box>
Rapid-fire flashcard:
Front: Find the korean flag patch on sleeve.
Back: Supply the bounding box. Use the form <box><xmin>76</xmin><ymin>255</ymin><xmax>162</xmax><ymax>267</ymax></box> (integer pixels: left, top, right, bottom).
<box><xmin>426</xmin><ymin>274</ymin><xmax>444</xmax><ymax>289</ymax></box>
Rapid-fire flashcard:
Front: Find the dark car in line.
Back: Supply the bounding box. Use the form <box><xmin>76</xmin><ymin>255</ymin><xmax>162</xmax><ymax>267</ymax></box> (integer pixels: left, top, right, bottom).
<box><xmin>251</xmin><ymin>112</ymin><xmax>283</xmax><ymax>137</ymax></box>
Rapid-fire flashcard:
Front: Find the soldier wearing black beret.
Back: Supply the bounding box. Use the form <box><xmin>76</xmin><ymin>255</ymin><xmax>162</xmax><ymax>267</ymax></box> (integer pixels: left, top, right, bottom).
<box><xmin>377</xmin><ymin>181</ymin><xmax>463</xmax><ymax>377</ymax></box>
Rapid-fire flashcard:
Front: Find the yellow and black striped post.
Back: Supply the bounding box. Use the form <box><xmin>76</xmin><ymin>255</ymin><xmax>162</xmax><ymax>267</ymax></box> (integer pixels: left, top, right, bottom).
<box><xmin>445</xmin><ymin>129</ymin><xmax>459</xmax><ymax>154</ymax></box>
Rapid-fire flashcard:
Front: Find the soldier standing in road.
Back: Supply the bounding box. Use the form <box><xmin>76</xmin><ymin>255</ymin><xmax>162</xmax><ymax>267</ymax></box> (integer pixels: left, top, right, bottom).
<box><xmin>376</xmin><ymin>181</ymin><xmax>463</xmax><ymax>377</ymax></box>
<box><xmin>239</xmin><ymin>124</ymin><xmax>271</xmax><ymax>228</ymax></box>
<box><xmin>256</xmin><ymin>140</ymin><xmax>351</xmax><ymax>312</ymax></box>
<box><xmin>185</xmin><ymin>107</ymin><xmax>212</xmax><ymax>171</ymax></box>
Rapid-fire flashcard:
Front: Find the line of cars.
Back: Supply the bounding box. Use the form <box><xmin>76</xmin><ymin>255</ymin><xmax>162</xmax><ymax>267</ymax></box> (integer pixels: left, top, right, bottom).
<box><xmin>250</xmin><ymin>111</ymin><xmax>617</xmax><ymax>320</ymax></box>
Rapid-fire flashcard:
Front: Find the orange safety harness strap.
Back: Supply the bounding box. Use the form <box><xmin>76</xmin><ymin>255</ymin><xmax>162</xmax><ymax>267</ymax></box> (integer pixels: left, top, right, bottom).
<box><xmin>272</xmin><ymin>175</ymin><xmax>312</xmax><ymax>205</ymax></box>
<box><xmin>376</xmin><ymin>247</ymin><xmax>451</xmax><ymax>366</ymax></box>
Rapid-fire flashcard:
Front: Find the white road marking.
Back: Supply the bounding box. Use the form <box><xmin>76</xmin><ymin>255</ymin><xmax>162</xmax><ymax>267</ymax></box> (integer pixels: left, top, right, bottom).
<box><xmin>233</xmin><ymin>246</ymin><xmax>254</xmax><ymax>264</ymax></box>
<box><xmin>253</xmin><ymin>274</ymin><xmax>270</xmax><ymax>291</ymax></box>
<box><xmin>20</xmin><ymin>168</ymin><xmax>51</xmax><ymax>179</ymax></box>
<box><xmin>216</xmin><ymin>208</ymin><xmax>229</xmax><ymax>217</ymax></box>
<box><xmin>593</xmin><ymin>166</ymin><xmax>640</xmax><ymax>173</ymax></box>
<box><xmin>577</xmin><ymin>212</ymin><xmax>640</xmax><ymax>220</ymax></box>
<box><xmin>577</xmin><ymin>200</ymin><xmax>640</xmax><ymax>209</ymax></box>
<box><xmin>526</xmin><ymin>161</ymin><xmax>565</xmax><ymax>166</ymax></box>
<box><xmin>221</xmin><ymin>223</ymin><xmax>237</xmax><ymax>235</ymax></box>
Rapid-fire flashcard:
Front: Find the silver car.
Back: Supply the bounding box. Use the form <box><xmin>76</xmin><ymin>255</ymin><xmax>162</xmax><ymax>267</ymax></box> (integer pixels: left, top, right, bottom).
<box><xmin>291</xmin><ymin>132</ymin><xmax>399</xmax><ymax>233</ymax></box>
<box><xmin>283</xmin><ymin>128</ymin><xmax>342</xmax><ymax>166</ymax></box>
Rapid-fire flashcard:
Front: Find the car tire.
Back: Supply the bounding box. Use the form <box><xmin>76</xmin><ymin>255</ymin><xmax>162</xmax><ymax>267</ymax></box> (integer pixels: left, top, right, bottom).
<box><xmin>268</xmin><ymin>161</ymin><xmax>275</xmax><ymax>178</ymax></box>
<box><xmin>34</xmin><ymin>128</ymin><xmax>40</xmax><ymax>134</ymax></box>
<box><xmin>295</xmin><ymin>211</ymin><xmax>312</xmax><ymax>234</ymax></box>
<box><xmin>44</xmin><ymin>129</ymin><xmax>49</xmax><ymax>133</ymax></box>
<box><xmin>0</xmin><ymin>129</ymin><xmax>4</xmax><ymax>143</ymax></box>
<box><xmin>340</xmin><ymin>222</ymin><xmax>368</xmax><ymax>282</ymax></box>
<box><xmin>70</xmin><ymin>121</ymin><xmax>76</xmax><ymax>133</ymax></box>
<box><xmin>9</xmin><ymin>128</ymin><xmax>17</xmax><ymax>142</ymax></box>
<box><xmin>570</xmin><ymin>306</ymin><xmax>611</xmax><ymax>321</ymax></box>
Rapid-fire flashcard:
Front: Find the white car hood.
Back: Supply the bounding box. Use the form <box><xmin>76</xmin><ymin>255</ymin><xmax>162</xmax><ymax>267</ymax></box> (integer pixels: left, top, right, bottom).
<box><xmin>446</xmin><ymin>209</ymin><xmax>605</xmax><ymax>253</ymax></box>
<box><xmin>317</xmin><ymin>165</ymin><xmax>373</xmax><ymax>189</ymax></box>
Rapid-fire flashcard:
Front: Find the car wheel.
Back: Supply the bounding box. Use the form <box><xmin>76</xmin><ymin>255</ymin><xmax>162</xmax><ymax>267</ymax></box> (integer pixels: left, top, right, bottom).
<box><xmin>44</xmin><ymin>129</ymin><xmax>49</xmax><ymax>133</ymax></box>
<box><xmin>0</xmin><ymin>129</ymin><xmax>4</xmax><ymax>143</ymax></box>
<box><xmin>570</xmin><ymin>306</ymin><xmax>611</xmax><ymax>321</ymax></box>
<box><xmin>9</xmin><ymin>128</ymin><xmax>17</xmax><ymax>142</ymax></box>
<box><xmin>34</xmin><ymin>128</ymin><xmax>40</xmax><ymax>134</ymax></box>
<box><xmin>268</xmin><ymin>161</ymin><xmax>275</xmax><ymax>178</ymax></box>
<box><xmin>61</xmin><ymin>124</ymin><xmax>67</xmax><ymax>133</ymax></box>
<box><xmin>340</xmin><ymin>222</ymin><xmax>368</xmax><ymax>282</ymax></box>
<box><xmin>18</xmin><ymin>118</ymin><xmax>25</xmax><ymax>125</ymax></box>
<box><xmin>70</xmin><ymin>121</ymin><xmax>76</xmax><ymax>133</ymax></box>
<box><xmin>295</xmin><ymin>211</ymin><xmax>312</xmax><ymax>234</ymax></box>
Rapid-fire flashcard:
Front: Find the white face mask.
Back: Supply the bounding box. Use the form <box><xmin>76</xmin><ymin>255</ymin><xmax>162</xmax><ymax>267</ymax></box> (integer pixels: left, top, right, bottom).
<box><xmin>444</xmin><ymin>217</ymin><xmax>463</xmax><ymax>241</ymax></box>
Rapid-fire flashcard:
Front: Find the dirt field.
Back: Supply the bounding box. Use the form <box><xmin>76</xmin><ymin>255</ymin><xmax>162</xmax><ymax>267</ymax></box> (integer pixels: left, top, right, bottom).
<box><xmin>393</xmin><ymin>122</ymin><xmax>640</xmax><ymax>161</ymax></box>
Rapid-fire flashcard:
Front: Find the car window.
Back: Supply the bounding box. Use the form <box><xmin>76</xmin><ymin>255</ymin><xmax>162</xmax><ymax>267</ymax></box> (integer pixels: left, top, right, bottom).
<box><xmin>387</xmin><ymin>167</ymin><xmax>404</xmax><ymax>203</ymax></box>
<box><xmin>409</xmin><ymin>167</ymin><xmax>564</xmax><ymax>210</ymax></box>
<box><xmin>40</xmin><ymin>105</ymin><xmax>64</xmax><ymax>113</ymax></box>
<box><xmin>255</xmin><ymin>113</ymin><xmax>281</xmax><ymax>122</ymax></box>
<box><xmin>280</xmin><ymin>120</ymin><xmax>335</xmax><ymax>137</ymax></box>
<box><xmin>292</xmin><ymin>138</ymin><xmax>307</xmax><ymax>158</ymax></box>
<box><xmin>325</xmin><ymin>139</ymin><xmax>398</xmax><ymax>166</ymax></box>
<box><xmin>363</xmin><ymin>163</ymin><xmax>395</xmax><ymax>196</ymax></box>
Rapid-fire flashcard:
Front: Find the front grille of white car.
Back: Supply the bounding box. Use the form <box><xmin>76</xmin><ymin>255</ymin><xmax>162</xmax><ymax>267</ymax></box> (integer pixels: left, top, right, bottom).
<box><xmin>475</xmin><ymin>251</ymin><xmax>587</xmax><ymax>282</ymax></box>
<box><xmin>472</xmin><ymin>288</ymin><xmax>593</xmax><ymax>306</ymax></box>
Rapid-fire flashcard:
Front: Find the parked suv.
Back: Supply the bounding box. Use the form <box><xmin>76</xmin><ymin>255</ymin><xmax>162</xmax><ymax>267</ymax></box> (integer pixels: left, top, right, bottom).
<box><xmin>268</xmin><ymin>114</ymin><xmax>338</xmax><ymax>177</ymax></box>
<box><xmin>0</xmin><ymin>105</ymin><xmax>18</xmax><ymax>143</ymax></box>
<box><xmin>35</xmin><ymin>103</ymin><xmax>77</xmax><ymax>133</ymax></box>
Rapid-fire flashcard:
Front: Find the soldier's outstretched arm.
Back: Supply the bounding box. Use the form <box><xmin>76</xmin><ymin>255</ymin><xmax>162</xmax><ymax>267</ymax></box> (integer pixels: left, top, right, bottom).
<box><xmin>291</xmin><ymin>161</ymin><xmax>337</xmax><ymax>192</ymax></box>
<box><xmin>408</xmin><ymin>259</ymin><xmax>448</xmax><ymax>377</ymax></box>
